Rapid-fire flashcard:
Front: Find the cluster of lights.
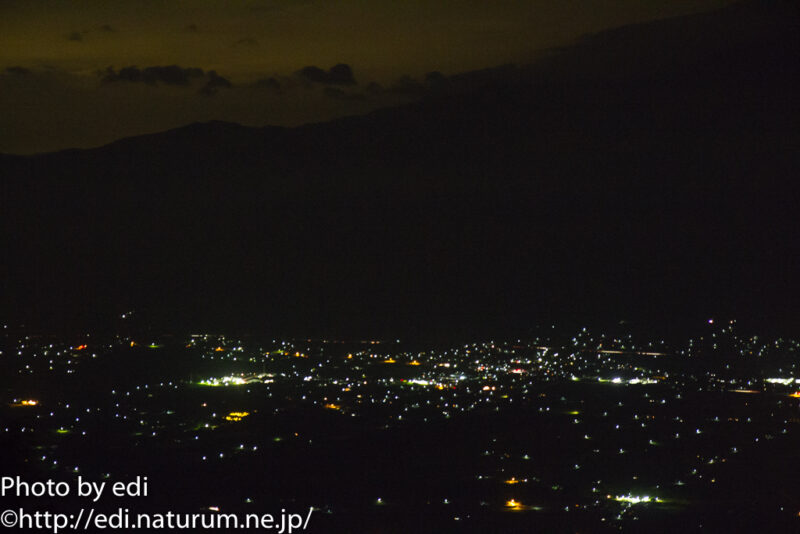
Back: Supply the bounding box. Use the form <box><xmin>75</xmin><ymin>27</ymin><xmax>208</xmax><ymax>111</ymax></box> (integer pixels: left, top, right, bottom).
<box><xmin>765</xmin><ymin>378</ymin><xmax>799</xmax><ymax>385</ymax></box>
<box><xmin>598</xmin><ymin>377</ymin><xmax>659</xmax><ymax>385</ymax></box>
<box><xmin>5</xmin><ymin>321</ymin><xmax>799</xmax><ymax>528</ymax></box>
<box><xmin>611</xmin><ymin>494</ymin><xmax>662</xmax><ymax>504</ymax></box>
<box><xmin>198</xmin><ymin>376</ymin><xmax>246</xmax><ymax>387</ymax></box>
<box><xmin>11</xmin><ymin>399</ymin><xmax>39</xmax><ymax>407</ymax></box>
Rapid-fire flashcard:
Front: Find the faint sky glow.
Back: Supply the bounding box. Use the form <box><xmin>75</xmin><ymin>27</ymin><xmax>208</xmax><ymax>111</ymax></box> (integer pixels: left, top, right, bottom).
<box><xmin>0</xmin><ymin>0</ymin><xmax>733</xmax><ymax>153</ymax></box>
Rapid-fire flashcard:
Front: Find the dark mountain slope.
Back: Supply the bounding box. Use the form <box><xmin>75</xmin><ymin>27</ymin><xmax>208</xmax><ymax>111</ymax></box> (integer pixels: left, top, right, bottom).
<box><xmin>2</xmin><ymin>1</ymin><xmax>798</xmax><ymax>339</ymax></box>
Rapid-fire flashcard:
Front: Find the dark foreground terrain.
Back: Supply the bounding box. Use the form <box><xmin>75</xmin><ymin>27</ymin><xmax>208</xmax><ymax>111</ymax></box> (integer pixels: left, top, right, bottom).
<box><xmin>2</xmin><ymin>325</ymin><xmax>799</xmax><ymax>532</ymax></box>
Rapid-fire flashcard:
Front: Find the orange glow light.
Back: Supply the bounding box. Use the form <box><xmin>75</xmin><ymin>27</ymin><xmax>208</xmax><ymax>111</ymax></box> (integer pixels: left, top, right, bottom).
<box><xmin>11</xmin><ymin>400</ymin><xmax>39</xmax><ymax>407</ymax></box>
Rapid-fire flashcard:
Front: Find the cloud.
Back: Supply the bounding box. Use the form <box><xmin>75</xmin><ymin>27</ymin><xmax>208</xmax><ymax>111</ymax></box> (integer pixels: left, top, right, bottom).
<box><xmin>323</xmin><ymin>87</ymin><xmax>365</xmax><ymax>101</ymax></box>
<box><xmin>98</xmin><ymin>65</ymin><xmax>233</xmax><ymax>96</ymax></box>
<box><xmin>253</xmin><ymin>77</ymin><xmax>281</xmax><ymax>93</ymax></box>
<box><xmin>362</xmin><ymin>71</ymin><xmax>447</xmax><ymax>98</ymax></box>
<box><xmin>101</xmin><ymin>65</ymin><xmax>205</xmax><ymax>86</ymax></box>
<box><xmin>5</xmin><ymin>66</ymin><xmax>30</xmax><ymax>75</ymax></box>
<box><xmin>66</xmin><ymin>26</ymin><xmax>116</xmax><ymax>41</ymax></box>
<box><xmin>0</xmin><ymin>61</ymin><xmax>394</xmax><ymax>155</ymax></box>
<box><xmin>387</xmin><ymin>75</ymin><xmax>424</xmax><ymax>95</ymax></box>
<box><xmin>199</xmin><ymin>70</ymin><xmax>232</xmax><ymax>96</ymax></box>
<box><xmin>99</xmin><ymin>65</ymin><xmax>231</xmax><ymax>95</ymax></box>
<box><xmin>296</xmin><ymin>64</ymin><xmax>355</xmax><ymax>85</ymax></box>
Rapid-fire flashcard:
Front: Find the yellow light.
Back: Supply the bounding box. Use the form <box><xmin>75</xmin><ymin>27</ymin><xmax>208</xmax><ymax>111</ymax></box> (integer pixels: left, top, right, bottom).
<box><xmin>384</xmin><ymin>358</ymin><xmax>396</xmax><ymax>364</ymax></box>
<box><xmin>225</xmin><ymin>411</ymin><xmax>250</xmax><ymax>422</ymax></box>
<box><xmin>789</xmin><ymin>392</ymin><xmax>800</xmax><ymax>398</ymax></box>
<box><xmin>324</xmin><ymin>404</ymin><xmax>341</xmax><ymax>411</ymax></box>
<box><xmin>408</xmin><ymin>360</ymin><xmax>421</xmax><ymax>366</ymax></box>
<box><xmin>505</xmin><ymin>478</ymin><xmax>519</xmax><ymax>485</ymax></box>
<box><xmin>506</xmin><ymin>499</ymin><xmax>521</xmax><ymax>509</ymax></box>
<box><xmin>214</xmin><ymin>347</ymin><xmax>225</xmax><ymax>352</ymax></box>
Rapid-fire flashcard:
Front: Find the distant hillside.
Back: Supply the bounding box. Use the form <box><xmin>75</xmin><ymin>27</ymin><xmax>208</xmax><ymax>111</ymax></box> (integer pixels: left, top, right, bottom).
<box><xmin>2</xmin><ymin>0</ymin><xmax>798</xmax><ymax>339</ymax></box>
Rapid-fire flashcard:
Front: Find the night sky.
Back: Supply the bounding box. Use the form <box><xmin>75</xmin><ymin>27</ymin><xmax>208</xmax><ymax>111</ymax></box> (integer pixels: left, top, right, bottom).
<box><xmin>0</xmin><ymin>0</ymin><xmax>732</xmax><ymax>154</ymax></box>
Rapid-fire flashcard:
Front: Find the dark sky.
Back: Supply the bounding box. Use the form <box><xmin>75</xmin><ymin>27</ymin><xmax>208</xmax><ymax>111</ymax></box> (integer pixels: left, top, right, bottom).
<box><xmin>0</xmin><ymin>0</ymin><xmax>733</xmax><ymax>154</ymax></box>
